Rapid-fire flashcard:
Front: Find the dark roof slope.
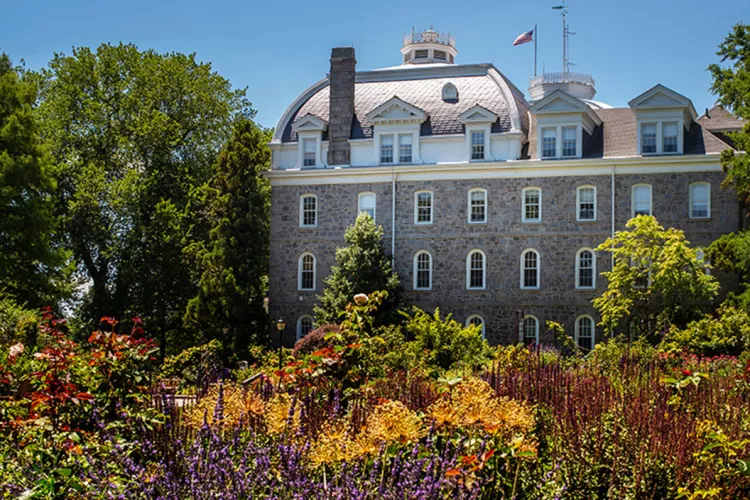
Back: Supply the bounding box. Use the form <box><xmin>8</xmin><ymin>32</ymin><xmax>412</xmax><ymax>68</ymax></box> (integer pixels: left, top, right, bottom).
<box><xmin>282</xmin><ymin>73</ymin><xmax>523</xmax><ymax>142</ymax></box>
<box><xmin>526</xmin><ymin>108</ymin><xmax>732</xmax><ymax>159</ymax></box>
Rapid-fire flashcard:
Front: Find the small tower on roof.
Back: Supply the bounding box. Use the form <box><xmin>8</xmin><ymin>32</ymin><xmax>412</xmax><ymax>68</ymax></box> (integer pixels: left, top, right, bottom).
<box><xmin>401</xmin><ymin>27</ymin><xmax>458</xmax><ymax>65</ymax></box>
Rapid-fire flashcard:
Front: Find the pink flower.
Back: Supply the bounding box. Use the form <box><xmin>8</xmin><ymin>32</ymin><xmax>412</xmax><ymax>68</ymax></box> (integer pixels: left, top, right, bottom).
<box><xmin>9</xmin><ymin>342</ymin><xmax>24</xmax><ymax>360</ymax></box>
<box><xmin>353</xmin><ymin>293</ymin><xmax>369</xmax><ymax>305</ymax></box>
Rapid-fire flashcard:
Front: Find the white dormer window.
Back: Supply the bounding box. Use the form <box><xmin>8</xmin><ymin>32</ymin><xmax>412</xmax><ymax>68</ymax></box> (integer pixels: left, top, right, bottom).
<box><xmin>663</xmin><ymin>122</ymin><xmax>678</xmax><ymax>153</ymax></box>
<box><xmin>399</xmin><ymin>134</ymin><xmax>413</xmax><ymax>163</ymax></box>
<box><xmin>541</xmin><ymin>128</ymin><xmax>556</xmax><ymax>158</ymax></box>
<box><xmin>562</xmin><ymin>126</ymin><xmax>577</xmax><ymax>157</ymax></box>
<box><xmin>380</xmin><ymin>135</ymin><xmax>394</xmax><ymax>164</ymax></box>
<box><xmin>302</xmin><ymin>138</ymin><xmax>316</xmax><ymax>167</ymax></box>
<box><xmin>471</xmin><ymin>130</ymin><xmax>485</xmax><ymax>160</ymax></box>
<box><xmin>641</xmin><ymin>123</ymin><xmax>657</xmax><ymax>154</ymax></box>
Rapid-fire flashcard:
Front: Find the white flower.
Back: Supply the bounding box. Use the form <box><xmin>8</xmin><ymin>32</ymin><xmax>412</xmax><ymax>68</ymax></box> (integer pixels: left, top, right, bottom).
<box><xmin>353</xmin><ymin>294</ymin><xmax>369</xmax><ymax>305</ymax></box>
<box><xmin>9</xmin><ymin>342</ymin><xmax>24</xmax><ymax>359</ymax></box>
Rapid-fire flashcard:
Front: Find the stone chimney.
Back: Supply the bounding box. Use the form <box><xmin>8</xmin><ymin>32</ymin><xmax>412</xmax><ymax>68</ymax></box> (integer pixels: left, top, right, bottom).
<box><xmin>327</xmin><ymin>47</ymin><xmax>356</xmax><ymax>166</ymax></box>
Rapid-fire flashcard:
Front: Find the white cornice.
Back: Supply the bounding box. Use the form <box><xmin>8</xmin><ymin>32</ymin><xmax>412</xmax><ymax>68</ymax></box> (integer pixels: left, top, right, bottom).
<box><xmin>264</xmin><ymin>154</ymin><xmax>723</xmax><ymax>186</ymax></box>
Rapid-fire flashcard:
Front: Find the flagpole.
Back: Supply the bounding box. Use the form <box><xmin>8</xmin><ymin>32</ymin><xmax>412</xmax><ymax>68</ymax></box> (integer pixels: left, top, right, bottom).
<box><xmin>534</xmin><ymin>25</ymin><xmax>538</xmax><ymax>77</ymax></box>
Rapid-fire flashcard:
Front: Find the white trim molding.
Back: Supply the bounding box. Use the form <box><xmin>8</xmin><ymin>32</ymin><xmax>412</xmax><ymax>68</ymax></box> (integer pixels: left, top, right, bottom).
<box><xmin>574</xmin><ymin>314</ymin><xmax>596</xmax><ymax>350</ymax></box>
<box><xmin>299</xmin><ymin>193</ymin><xmax>318</xmax><ymax>228</ymax></box>
<box><xmin>414</xmin><ymin>190</ymin><xmax>434</xmax><ymax>225</ymax></box>
<box><xmin>520</xmin><ymin>248</ymin><xmax>540</xmax><ymax>290</ymax></box>
<box><xmin>575</xmin><ymin>248</ymin><xmax>597</xmax><ymax>290</ymax></box>
<box><xmin>522</xmin><ymin>187</ymin><xmax>542</xmax><ymax>223</ymax></box>
<box><xmin>297</xmin><ymin>253</ymin><xmax>316</xmax><ymax>291</ymax></box>
<box><xmin>576</xmin><ymin>185</ymin><xmax>597</xmax><ymax>221</ymax></box>
<box><xmin>631</xmin><ymin>183</ymin><xmax>653</xmax><ymax>217</ymax></box>
<box><xmin>689</xmin><ymin>181</ymin><xmax>711</xmax><ymax>219</ymax></box>
<box><xmin>413</xmin><ymin>250</ymin><xmax>433</xmax><ymax>290</ymax></box>
<box><xmin>466</xmin><ymin>249</ymin><xmax>487</xmax><ymax>290</ymax></box>
<box><xmin>467</xmin><ymin>188</ymin><xmax>488</xmax><ymax>224</ymax></box>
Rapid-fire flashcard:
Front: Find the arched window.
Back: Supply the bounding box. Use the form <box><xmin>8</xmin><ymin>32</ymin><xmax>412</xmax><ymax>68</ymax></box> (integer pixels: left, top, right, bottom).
<box><xmin>520</xmin><ymin>249</ymin><xmax>540</xmax><ymax>289</ymax></box>
<box><xmin>297</xmin><ymin>315</ymin><xmax>314</xmax><ymax>340</ymax></box>
<box><xmin>468</xmin><ymin>188</ymin><xmax>487</xmax><ymax>223</ymax></box>
<box><xmin>522</xmin><ymin>187</ymin><xmax>542</xmax><ymax>223</ymax></box>
<box><xmin>689</xmin><ymin>182</ymin><xmax>710</xmax><ymax>219</ymax></box>
<box><xmin>466</xmin><ymin>315</ymin><xmax>486</xmax><ymax>338</ymax></box>
<box><xmin>576</xmin><ymin>248</ymin><xmax>596</xmax><ymax>289</ymax></box>
<box><xmin>414</xmin><ymin>191</ymin><xmax>433</xmax><ymax>224</ymax></box>
<box><xmin>575</xmin><ymin>315</ymin><xmax>596</xmax><ymax>351</ymax></box>
<box><xmin>358</xmin><ymin>192</ymin><xmax>376</xmax><ymax>221</ymax></box>
<box><xmin>522</xmin><ymin>315</ymin><xmax>539</xmax><ymax>345</ymax></box>
<box><xmin>576</xmin><ymin>185</ymin><xmax>596</xmax><ymax>221</ymax></box>
<box><xmin>696</xmin><ymin>249</ymin><xmax>711</xmax><ymax>276</ymax></box>
<box><xmin>413</xmin><ymin>251</ymin><xmax>432</xmax><ymax>290</ymax></box>
<box><xmin>466</xmin><ymin>250</ymin><xmax>486</xmax><ymax>289</ymax></box>
<box><xmin>632</xmin><ymin>184</ymin><xmax>652</xmax><ymax>217</ymax></box>
<box><xmin>298</xmin><ymin>253</ymin><xmax>316</xmax><ymax>291</ymax></box>
<box><xmin>299</xmin><ymin>194</ymin><xmax>317</xmax><ymax>227</ymax></box>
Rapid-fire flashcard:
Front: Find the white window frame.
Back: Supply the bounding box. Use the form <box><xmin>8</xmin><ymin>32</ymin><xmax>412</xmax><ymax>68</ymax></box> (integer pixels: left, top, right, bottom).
<box><xmin>467</xmin><ymin>188</ymin><xmax>487</xmax><ymax>224</ymax></box>
<box><xmin>640</xmin><ymin>122</ymin><xmax>657</xmax><ymax>155</ymax></box>
<box><xmin>537</xmin><ymin>123</ymin><xmax>582</xmax><ymax>159</ymax></box>
<box><xmin>299</xmin><ymin>194</ymin><xmax>318</xmax><ymax>228</ymax></box>
<box><xmin>302</xmin><ymin>138</ymin><xmax>317</xmax><ymax>167</ymax></box>
<box><xmin>297</xmin><ymin>253</ymin><xmax>316</xmax><ymax>291</ymax></box>
<box><xmin>631</xmin><ymin>184</ymin><xmax>653</xmax><ymax>217</ymax></box>
<box><xmin>358</xmin><ymin>192</ymin><xmax>376</xmax><ymax>221</ymax></box>
<box><xmin>689</xmin><ymin>182</ymin><xmax>711</xmax><ymax>219</ymax></box>
<box><xmin>561</xmin><ymin>126</ymin><xmax>578</xmax><ymax>158</ymax></box>
<box><xmin>466</xmin><ymin>249</ymin><xmax>487</xmax><ymax>290</ymax></box>
<box><xmin>465</xmin><ymin>314</ymin><xmax>486</xmax><ymax>339</ymax></box>
<box><xmin>521</xmin><ymin>315</ymin><xmax>540</xmax><ymax>345</ymax></box>
<box><xmin>662</xmin><ymin>121</ymin><xmax>679</xmax><ymax>154</ymax></box>
<box><xmin>296</xmin><ymin>132</ymin><xmax>322</xmax><ymax>168</ymax></box>
<box><xmin>470</xmin><ymin>130</ymin><xmax>486</xmax><ymax>160</ymax></box>
<box><xmin>522</xmin><ymin>187</ymin><xmax>542</xmax><ymax>223</ymax></box>
<box><xmin>398</xmin><ymin>134</ymin><xmax>413</xmax><ymax>164</ymax></box>
<box><xmin>413</xmin><ymin>250</ymin><xmax>432</xmax><ymax>290</ymax></box>
<box><xmin>575</xmin><ymin>315</ymin><xmax>596</xmax><ymax>350</ymax></box>
<box><xmin>637</xmin><ymin>120</ymin><xmax>684</xmax><ymax>155</ymax></box>
<box><xmin>379</xmin><ymin>134</ymin><xmax>394</xmax><ymax>164</ymax></box>
<box><xmin>414</xmin><ymin>190</ymin><xmax>433</xmax><ymax>225</ymax></box>
<box><xmin>296</xmin><ymin>315</ymin><xmax>315</xmax><ymax>340</ymax></box>
<box><xmin>576</xmin><ymin>185</ymin><xmax>597</xmax><ymax>221</ymax></box>
<box><xmin>520</xmin><ymin>248</ymin><xmax>541</xmax><ymax>290</ymax></box>
<box><xmin>575</xmin><ymin>248</ymin><xmax>596</xmax><ymax>290</ymax></box>
<box><xmin>541</xmin><ymin>127</ymin><xmax>557</xmax><ymax>158</ymax></box>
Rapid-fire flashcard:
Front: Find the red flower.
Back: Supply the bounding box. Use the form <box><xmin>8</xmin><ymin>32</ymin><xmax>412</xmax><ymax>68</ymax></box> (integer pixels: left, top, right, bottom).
<box><xmin>682</xmin><ymin>369</ymin><xmax>692</xmax><ymax>377</ymax></box>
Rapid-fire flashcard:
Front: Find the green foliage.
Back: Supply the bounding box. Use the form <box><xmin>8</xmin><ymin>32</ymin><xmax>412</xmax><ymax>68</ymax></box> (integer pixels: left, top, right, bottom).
<box><xmin>161</xmin><ymin>339</ymin><xmax>223</xmax><ymax>389</ymax></box>
<box><xmin>183</xmin><ymin>119</ymin><xmax>271</xmax><ymax>357</ymax></box>
<box><xmin>35</xmin><ymin>43</ymin><xmax>251</xmax><ymax>354</ymax></box>
<box><xmin>0</xmin><ymin>293</ymin><xmax>39</xmax><ymax>348</ymax></box>
<box><xmin>315</xmin><ymin>214</ymin><xmax>402</xmax><ymax>326</ymax></box>
<box><xmin>661</xmin><ymin>303</ymin><xmax>750</xmax><ymax>356</ymax></box>
<box><xmin>0</xmin><ymin>53</ymin><xmax>70</xmax><ymax>307</ymax></box>
<box><xmin>708</xmin><ymin>24</ymin><xmax>750</xmax><ymax>221</ymax></box>
<box><xmin>404</xmin><ymin>308</ymin><xmax>490</xmax><ymax>372</ymax></box>
<box><xmin>595</xmin><ymin>215</ymin><xmax>719</xmax><ymax>338</ymax></box>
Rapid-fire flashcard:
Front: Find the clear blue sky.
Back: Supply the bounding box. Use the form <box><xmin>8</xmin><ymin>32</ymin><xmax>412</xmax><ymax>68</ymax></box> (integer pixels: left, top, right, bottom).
<box><xmin>2</xmin><ymin>0</ymin><xmax>747</xmax><ymax>128</ymax></box>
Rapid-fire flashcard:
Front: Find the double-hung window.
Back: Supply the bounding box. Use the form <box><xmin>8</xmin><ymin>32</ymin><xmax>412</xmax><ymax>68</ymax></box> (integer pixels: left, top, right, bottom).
<box><xmin>471</xmin><ymin>130</ymin><xmax>485</xmax><ymax>160</ymax></box>
<box><xmin>562</xmin><ymin>126</ymin><xmax>577</xmax><ymax>157</ymax></box>
<box><xmin>467</xmin><ymin>250</ymin><xmax>486</xmax><ymax>290</ymax></box>
<box><xmin>576</xmin><ymin>249</ymin><xmax>596</xmax><ymax>289</ymax></box>
<box><xmin>641</xmin><ymin>123</ymin><xmax>657</xmax><ymax>154</ymax></box>
<box><xmin>380</xmin><ymin>135</ymin><xmax>394</xmax><ymax>164</ymax></box>
<box><xmin>302</xmin><ymin>138</ymin><xmax>316</xmax><ymax>167</ymax></box>
<box><xmin>468</xmin><ymin>189</ymin><xmax>487</xmax><ymax>223</ymax></box>
<box><xmin>575</xmin><ymin>316</ymin><xmax>595</xmax><ymax>350</ymax></box>
<box><xmin>298</xmin><ymin>254</ymin><xmax>316</xmax><ymax>291</ymax></box>
<box><xmin>297</xmin><ymin>316</ymin><xmax>314</xmax><ymax>340</ymax></box>
<box><xmin>300</xmin><ymin>195</ymin><xmax>317</xmax><ymax>227</ymax></box>
<box><xmin>522</xmin><ymin>188</ymin><xmax>541</xmax><ymax>223</ymax></box>
<box><xmin>632</xmin><ymin>184</ymin><xmax>652</xmax><ymax>217</ymax></box>
<box><xmin>663</xmin><ymin>122</ymin><xmax>679</xmax><ymax>153</ymax></box>
<box><xmin>577</xmin><ymin>186</ymin><xmax>596</xmax><ymax>221</ymax></box>
<box><xmin>689</xmin><ymin>182</ymin><xmax>710</xmax><ymax>219</ymax></box>
<box><xmin>399</xmin><ymin>134</ymin><xmax>413</xmax><ymax>163</ymax></box>
<box><xmin>521</xmin><ymin>249</ymin><xmax>540</xmax><ymax>289</ymax></box>
<box><xmin>523</xmin><ymin>316</ymin><xmax>539</xmax><ymax>345</ymax></box>
<box><xmin>414</xmin><ymin>251</ymin><xmax>432</xmax><ymax>290</ymax></box>
<box><xmin>415</xmin><ymin>191</ymin><xmax>433</xmax><ymax>224</ymax></box>
<box><xmin>541</xmin><ymin>128</ymin><xmax>557</xmax><ymax>158</ymax></box>
<box><xmin>358</xmin><ymin>192</ymin><xmax>376</xmax><ymax>221</ymax></box>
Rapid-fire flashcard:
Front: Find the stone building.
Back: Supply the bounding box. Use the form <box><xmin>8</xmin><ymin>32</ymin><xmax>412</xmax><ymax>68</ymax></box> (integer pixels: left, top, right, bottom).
<box><xmin>265</xmin><ymin>29</ymin><xmax>743</xmax><ymax>347</ymax></box>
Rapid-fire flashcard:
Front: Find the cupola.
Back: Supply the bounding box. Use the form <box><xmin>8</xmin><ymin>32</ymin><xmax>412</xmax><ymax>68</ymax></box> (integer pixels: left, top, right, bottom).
<box><xmin>401</xmin><ymin>27</ymin><xmax>457</xmax><ymax>65</ymax></box>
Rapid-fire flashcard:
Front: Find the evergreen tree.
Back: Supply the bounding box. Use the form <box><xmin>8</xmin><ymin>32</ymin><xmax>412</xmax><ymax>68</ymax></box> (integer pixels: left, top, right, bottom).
<box><xmin>315</xmin><ymin>214</ymin><xmax>402</xmax><ymax>325</ymax></box>
<box><xmin>184</xmin><ymin>119</ymin><xmax>271</xmax><ymax>357</ymax></box>
<box><xmin>0</xmin><ymin>53</ymin><xmax>69</xmax><ymax>308</ymax></box>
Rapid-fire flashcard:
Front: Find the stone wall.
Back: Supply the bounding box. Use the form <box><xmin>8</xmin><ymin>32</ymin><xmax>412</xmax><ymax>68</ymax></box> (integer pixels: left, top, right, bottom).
<box><xmin>269</xmin><ymin>170</ymin><xmax>738</xmax><ymax>346</ymax></box>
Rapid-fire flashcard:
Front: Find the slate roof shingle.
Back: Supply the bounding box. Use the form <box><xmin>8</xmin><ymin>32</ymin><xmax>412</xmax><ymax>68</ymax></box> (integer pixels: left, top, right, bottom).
<box><xmin>697</xmin><ymin>104</ymin><xmax>745</xmax><ymax>132</ymax></box>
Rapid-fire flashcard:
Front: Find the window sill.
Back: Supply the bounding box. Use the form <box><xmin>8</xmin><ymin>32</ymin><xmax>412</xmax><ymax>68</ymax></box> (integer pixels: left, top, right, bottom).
<box><xmin>468</xmin><ymin>220</ymin><xmax>488</xmax><ymax>225</ymax></box>
<box><xmin>522</xmin><ymin>220</ymin><xmax>542</xmax><ymax>224</ymax></box>
<box><xmin>466</xmin><ymin>288</ymin><xmax>487</xmax><ymax>292</ymax></box>
<box><xmin>688</xmin><ymin>217</ymin><xmax>712</xmax><ymax>221</ymax></box>
<box><xmin>414</xmin><ymin>222</ymin><xmax>434</xmax><ymax>226</ymax></box>
<box><xmin>574</xmin><ymin>287</ymin><xmax>596</xmax><ymax>292</ymax></box>
<box><xmin>299</xmin><ymin>225</ymin><xmax>318</xmax><ymax>229</ymax></box>
<box><xmin>576</xmin><ymin>218</ymin><xmax>597</xmax><ymax>223</ymax></box>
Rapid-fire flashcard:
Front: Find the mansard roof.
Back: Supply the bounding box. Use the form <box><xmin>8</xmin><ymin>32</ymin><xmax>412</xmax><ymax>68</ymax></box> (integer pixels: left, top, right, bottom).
<box><xmin>526</xmin><ymin>108</ymin><xmax>733</xmax><ymax>160</ymax></box>
<box><xmin>276</xmin><ymin>64</ymin><xmax>529</xmax><ymax>143</ymax></box>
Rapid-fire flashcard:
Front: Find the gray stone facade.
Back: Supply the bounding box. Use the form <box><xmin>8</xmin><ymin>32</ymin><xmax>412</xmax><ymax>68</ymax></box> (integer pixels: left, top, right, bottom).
<box><xmin>269</xmin><ymin>170</ymin><xmax>739</xmax><ymax>346</ymax></box>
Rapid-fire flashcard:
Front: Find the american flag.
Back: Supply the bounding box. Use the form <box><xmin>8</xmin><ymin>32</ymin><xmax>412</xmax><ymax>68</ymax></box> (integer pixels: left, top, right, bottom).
<box><xmin>513</xmin><ymin>30</ymin><xmax>534</xmax><ymax>46</ymax></box>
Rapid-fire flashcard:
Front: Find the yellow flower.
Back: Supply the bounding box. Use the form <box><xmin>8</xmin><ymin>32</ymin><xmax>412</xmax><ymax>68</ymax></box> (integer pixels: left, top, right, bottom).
<box><xmin>184</xmin><ymin>383</ymin><xmax>264</xmax><ymax>430</ymax></box>
<box><xmin>263</xmin><ymin>393</ymin><xmax>301</xmax><ymax>437</ymax></box>
<box><xmin>365</xmin><ymin>400</ymin><xmax>424</xmax><ymax>445</ymax></box>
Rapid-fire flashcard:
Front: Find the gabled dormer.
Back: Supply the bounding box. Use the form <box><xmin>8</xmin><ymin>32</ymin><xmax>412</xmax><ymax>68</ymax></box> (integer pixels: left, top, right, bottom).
<box><xmin>292</xmin><ymin>114</ymin><xmax>328</xmax><ymax>168</ymax></box>
<box><xmin>460</xmin><ymin>104</ymin><xmax>497</xmax><ymax>161</ymax></box>
<box><xmin>628</xmin><ymin>84</ymin><xmax>698</xmax><ymax>156</ymax></box>
<box><xmin>366</xmin><ymin>97</ymin><xmax>427</xmax><ymax>165</ymax></box>
<box><xmin>530</xmin><ymin>90</ymin><xmax>601</xmax><ymax>159</ymax></box>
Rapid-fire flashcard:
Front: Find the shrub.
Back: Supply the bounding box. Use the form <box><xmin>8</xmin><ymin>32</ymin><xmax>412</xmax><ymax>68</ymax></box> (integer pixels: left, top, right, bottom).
<box><xmin>661</xmin><ymin>303</ymin><xmax>750</xmax><ymax>356</ymax></box>
<box><xmin>0</xmin><ymin>294</ymin><xmax>38</xmax><ymax>348</ymax></box>
<box><xmin>291</xmin><ymin>324</ymin><xmax>341</xmax><ymax>357</ymax></box>
<box><xmin>161</xmin><ymin>339</ymin><xmax>223</xmax><ymax>390</ymax></box>
<box><xmin>405</xmin><ymin>308</ymin><xmax>490</xmax><ymax>372</ymax></box>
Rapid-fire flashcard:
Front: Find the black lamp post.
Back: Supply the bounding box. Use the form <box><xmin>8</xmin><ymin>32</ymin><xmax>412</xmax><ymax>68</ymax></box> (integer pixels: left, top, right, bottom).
<box><xmin>276</xmin><ymin>318</ymin><xmax>286</xmax><ymax>370</ymax></box>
